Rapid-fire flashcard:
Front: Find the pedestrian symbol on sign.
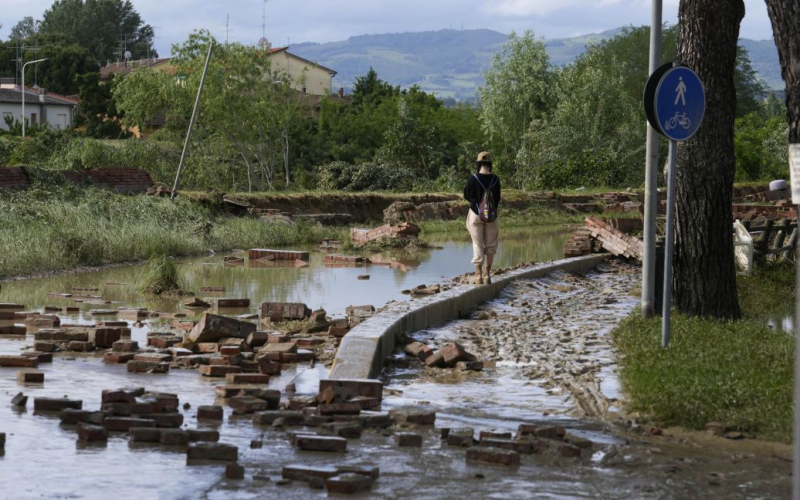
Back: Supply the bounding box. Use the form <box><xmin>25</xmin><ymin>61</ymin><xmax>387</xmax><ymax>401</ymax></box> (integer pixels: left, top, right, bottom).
<box><xmin>674</xmin><ymin>77</ymin><xmax>687</xmax><ymax>106</ymax></box>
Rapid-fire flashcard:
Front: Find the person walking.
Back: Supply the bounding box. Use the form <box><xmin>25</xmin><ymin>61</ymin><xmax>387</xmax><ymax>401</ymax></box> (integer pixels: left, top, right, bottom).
<box><xmin>463</xmin><ymin>151</ymin><xmax>501</xmax><ymax>284</ymax></box>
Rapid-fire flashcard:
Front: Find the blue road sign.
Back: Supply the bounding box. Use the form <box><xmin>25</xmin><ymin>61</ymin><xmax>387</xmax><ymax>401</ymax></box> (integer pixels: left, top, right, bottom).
<box><xmin>654</xmin><ymin>66</ymin><xmax>705</xmax><ymax>141</ymax></box>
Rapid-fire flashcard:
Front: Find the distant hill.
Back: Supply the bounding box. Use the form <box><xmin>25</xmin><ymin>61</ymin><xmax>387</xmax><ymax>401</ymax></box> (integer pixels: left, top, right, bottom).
<box><xmin>291</xmin><ymin>28</ymin><xmax>783</xmax><ymax>101</ymax></box>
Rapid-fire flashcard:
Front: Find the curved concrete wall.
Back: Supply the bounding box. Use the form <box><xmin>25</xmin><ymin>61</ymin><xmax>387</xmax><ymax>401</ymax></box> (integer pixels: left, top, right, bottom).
<box><xmin>329</xmin><ymin>253</ymin><xmax>609</xmax><ymax>380</ymax></box>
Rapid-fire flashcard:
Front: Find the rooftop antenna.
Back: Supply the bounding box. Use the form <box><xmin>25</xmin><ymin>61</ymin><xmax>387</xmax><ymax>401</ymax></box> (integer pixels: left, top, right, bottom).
<box><xmin>262</xmin><ymin>0</ymin><xmax>267</xmax><ymax>40</ymax></box>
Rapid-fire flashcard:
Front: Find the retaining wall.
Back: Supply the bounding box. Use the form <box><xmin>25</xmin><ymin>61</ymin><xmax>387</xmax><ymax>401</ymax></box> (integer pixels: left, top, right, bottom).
<box><xmin>329</xmin><ymin>253</ymin><xmax>609</xmax><ymax>380</ymax></box>
<box><xmin>0</xmin><ymin>166</ymin><xmax>154</xmax><ymax>194</ymax></box>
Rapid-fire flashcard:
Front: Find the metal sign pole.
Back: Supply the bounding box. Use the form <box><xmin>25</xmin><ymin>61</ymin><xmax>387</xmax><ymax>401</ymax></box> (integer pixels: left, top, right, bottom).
<box><xmin>642</xmin><ymin>0</ymin><xmax>663</xmax><ymax>318</ymax></box>
<box><xmin>171</xmin><ymin>42</ymin><xmax>214</xmax><ymax>201</ymax></box>
<box><xmin>790</xmin><ymin>144</ymin><xmax>800</xmax><ymax>500</ymax></box>
<box><xmin>795</xmin><ymin>211</ymin><xmax>800</xmax><ymax>500</ymax></box>
<box><xmin>661</xmin><ymin>139</ymin><xmax>677</xmax><ymax>347</ymax></box>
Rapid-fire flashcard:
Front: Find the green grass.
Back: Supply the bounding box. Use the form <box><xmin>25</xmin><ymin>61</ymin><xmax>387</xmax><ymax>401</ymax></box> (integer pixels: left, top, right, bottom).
<box><xmin>137</xmin><ymin>254</ymin><xmax>192</xmax><ymax>296</ymax></box>
<box><xmin>0</xmin><ymin>186</ymin><xmax>345</xmax><ymax>279</ymax></box>
<box><xmin>614</xmin><ymin>267</ymin><xmax>794</xmax><ymax>442</ymax></box>
<box><xmin>739</xmin><ymin>263</ymin><xmax>795</xmax><ymax>318</ymax></box>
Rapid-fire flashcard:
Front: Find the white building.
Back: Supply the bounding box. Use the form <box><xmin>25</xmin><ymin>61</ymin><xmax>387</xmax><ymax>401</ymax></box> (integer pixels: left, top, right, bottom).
<box><xmin>0</xmin><ymin>86</ymin><xmax>78</xmax><ymax>132</ymax></box>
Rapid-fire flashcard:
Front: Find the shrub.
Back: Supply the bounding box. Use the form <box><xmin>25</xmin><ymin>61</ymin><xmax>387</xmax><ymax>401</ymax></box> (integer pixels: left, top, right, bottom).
<box><xmin>137</xmin><ymin>254</ymin><xmax>192</xmax><ymax>295</ymax></box>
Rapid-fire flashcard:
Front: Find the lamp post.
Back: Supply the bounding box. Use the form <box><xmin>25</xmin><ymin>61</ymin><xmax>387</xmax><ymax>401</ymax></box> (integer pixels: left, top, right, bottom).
<box><xmin>21</xmin><ymin>58</ymin><xmax>48</xmax><ymax>138</ymax></box>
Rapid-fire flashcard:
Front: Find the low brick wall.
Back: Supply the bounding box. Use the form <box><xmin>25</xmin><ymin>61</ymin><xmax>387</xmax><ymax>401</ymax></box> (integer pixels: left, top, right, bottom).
<box><xmin>328</xmin><ymin>253</ymin><xmax>609</xmax><ymax>380</ymax></box>
<box><xmin>0</xmin><ymin>167</ymin><xmax>30</xmax><ymax>190</ymax></box>
<box><xmin>0</xmin><ymin>167</ymin><xmax>153</xmax><ymax>194</ymax></box>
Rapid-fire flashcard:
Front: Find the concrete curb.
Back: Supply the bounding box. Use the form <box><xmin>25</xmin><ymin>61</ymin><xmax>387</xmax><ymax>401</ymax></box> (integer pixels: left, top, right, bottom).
<box><xmin>328</xmin><ymin>253</ymin><xmax>609</xmax><ymax>380</ymax></box>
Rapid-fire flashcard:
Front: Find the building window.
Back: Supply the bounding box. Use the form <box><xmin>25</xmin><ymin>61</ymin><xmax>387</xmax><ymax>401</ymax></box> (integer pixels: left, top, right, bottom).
<box><xmin>30</xmin><ymin>113</ymin><xmax>37</xmax><ymax>125</ymax></box>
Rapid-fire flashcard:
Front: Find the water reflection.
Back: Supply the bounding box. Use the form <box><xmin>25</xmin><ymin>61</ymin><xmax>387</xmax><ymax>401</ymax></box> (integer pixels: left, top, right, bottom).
<box><xmin>0</xmin><ymin>226</ymin><xmax>574</xmax><ymax>319</ymax></box>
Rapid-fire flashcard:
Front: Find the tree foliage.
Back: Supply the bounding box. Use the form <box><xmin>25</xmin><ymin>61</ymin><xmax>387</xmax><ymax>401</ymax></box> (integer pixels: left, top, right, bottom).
<box><xmin>40</xmin><ymin>0</ymin><xmax>155</xmax><ymax>63</ymax></box>
<box><xmin>478</xmin><ymin>30</ymin><xmax>553</xmax><ymax>184</ymax></box>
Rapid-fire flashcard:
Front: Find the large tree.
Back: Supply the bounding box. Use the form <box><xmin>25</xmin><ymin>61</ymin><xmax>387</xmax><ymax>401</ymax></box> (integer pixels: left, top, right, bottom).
<box><xmin>39</xmin><ymin>0</ymin><xmax>155</xmax><ymax>64</ymax></box>
<box><xmin>673</xmin><ymin>0</ymin><xmax>744</xmax><ymax>318</ymax></box>
<box><xmin>764</xmin><ymin>1</ymin><xmax>800</xmax><ymax>144</ymax></box>
<box><xmin>478</xmin><ymin>30</ymin><xmax>554</xmax><ymax>186</ymax></box>
<box><xmin>9</xmin><ymin>17</ymin><xmax>39</xmax><ymax>41</ymax></box>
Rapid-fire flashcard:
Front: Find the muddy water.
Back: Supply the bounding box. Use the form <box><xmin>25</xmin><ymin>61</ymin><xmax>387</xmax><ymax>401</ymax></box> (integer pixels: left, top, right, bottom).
<box><xmin>2</xmin><ymin>227</ymin><xmax>788</xmax><ymax>499</ymax></box>
<box><xmin>0</xmin><ymin>226</ymin><xmax>572</xmax><ymax>319</ymax></box>
<box><xmin>378</xmin><ymin>264</ymin><xmax>790</xmax><ymax>499</ymax></box>
<box><xmin>0</xmin><ymin>227</ymin><xmax>573</xmax><ymax>499</ymax></box>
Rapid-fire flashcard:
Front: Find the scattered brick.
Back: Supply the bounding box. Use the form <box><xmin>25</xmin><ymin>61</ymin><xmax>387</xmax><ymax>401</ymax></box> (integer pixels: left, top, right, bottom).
<box><xmin>197</xmin><ymin>405</ymin><xmax>224</xmax><ymax>421</ymax></box>
<box><xmin>199</xmin><ymin>365</ymin><xmax>241</xmax><ymax>377</ymax></box>
<box><xmin>216</xmin><ymin>298</ymin><xmax>250</xmax><ymax>308</ymax></box>
<box><xmin>12</xmin><ymin>392</ymin><xmax>28</xmax><ymax>407</ymax></box>
<box><xmin>104</xmin><ymin>417</ymin><xmax>155</xmax><ymax>431</ymax></box>
<box><xmin>253</xmin><ymin>411</ymin><xmax>304</xmax><ymax>426</ymax></box>
<box><xmin>126</xmin><ymin>359</ymin><xmax>170</xmax><ymax>373</ymax></box>
<box><xmin>466</xmin><ymin>446</ymin><xmax>521</xmax><ymax>466</ymax></box>
<box><xmin>325</xmin><ymin>473</ymin><xmax>372</xmax><ymax>494</ymax></box>
<box><xmin>318</xmin><ymin>379</ymin><xmax>383</xmax><ymax>402</ymax></box>
<box><xmin>0</xmin><ymin>355</ymin><xmax>39</xmax><ymax>368</ymax></box>
<box><xmin>296</xmin><ymin>435</ymin><xmax>347</xmax><ymax>452</ymax></box>
<box><xmin>129</xmin><ymin>427</ymin><xmax>162</xmax><ymax>443</ymax></box>
<box><xmin>77</xmin><ymin>423</ymin><xmax>108</xmax><ymax>442</ymax></box>
<box><xmin>160</xmin><ymin>429</ymin><xmax>190</xmax><ymax>445</ymax></box>
<box><xmin>395</xmin><ymin>432</ymin><xmax>423</xmax><ymax>447</ymax></box>
<box><xmin>186</xmin><ymin>443</ymin><xmax>239</xmax><ymax>462</ymax></box>
<box><xmin>112</xmin><ymin>340</ymin><xmax>139</xmax><ymax>352</ymax></box>
<box><xmin>447</xmin><ymin>428</ymin><xmax>475</xmax><ymax>447</ymax></box>
<box><xmin>188</xmin><ymin>313</ymin><xmax>256</xmax><ymax>344</ymax></box>
<box><xmin>104</xmin><ymin>352</ymin><xmax>136</xmax><ymax>364</ymax></box>
<box><xmin>389</xmin><ymin>408</ymin><xmax>436</xmax><ymax>425</ymax></box>
<box><xmin>34</xmin><ymin>397</ymin><xmax>82</xmax><ymax>412</ymax></box>
<box><xmin>188</xmin><ymin>429</ymin><xmax>220</xmax><ymax>442</ymax></box>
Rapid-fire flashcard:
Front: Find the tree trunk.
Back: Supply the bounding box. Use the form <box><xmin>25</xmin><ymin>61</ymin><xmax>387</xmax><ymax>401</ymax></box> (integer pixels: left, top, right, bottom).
<box><xmin>764</xmin><ymin>0</ymin><xmax>800</xmax><ymax>143</ymax></box>
<box><xmin>673</xmin><ymin>0</ymin><xmax>744</xmax><ymax>318</ymax></box>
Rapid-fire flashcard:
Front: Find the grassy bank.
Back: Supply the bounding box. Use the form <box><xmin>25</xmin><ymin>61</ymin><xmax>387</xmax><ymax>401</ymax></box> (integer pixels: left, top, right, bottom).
<box><xmin>0</xmin><ymin>187</ymin><xmax>344</xmax><ymax>279</ymax></box>
<box><xmin>613</xmin><ymin>264</ymin><xmax>794</xmax><ymax>442</ymax></box>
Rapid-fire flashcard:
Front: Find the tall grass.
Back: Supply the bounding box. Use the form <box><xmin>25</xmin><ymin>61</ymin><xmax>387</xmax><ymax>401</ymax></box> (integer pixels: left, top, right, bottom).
<box><xmin>0</xmin><ymin>187</ymin><xmax>345</xmax><ymax>279</ymax></box>
<box><xmin>137</xmin><ymin>254</ymin><xmax>191</xmax><ymax>295</ymax></box>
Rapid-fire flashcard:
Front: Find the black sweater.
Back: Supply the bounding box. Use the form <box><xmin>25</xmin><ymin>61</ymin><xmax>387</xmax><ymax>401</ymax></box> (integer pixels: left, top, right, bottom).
<box><xmin>463</xmin><ymin>173</ymin><xmax>501</xmax><ymax>215</ymax></box>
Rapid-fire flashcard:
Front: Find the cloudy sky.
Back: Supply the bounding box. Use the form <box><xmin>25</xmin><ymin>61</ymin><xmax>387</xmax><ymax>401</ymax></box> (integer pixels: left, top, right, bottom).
<box><xmin>1</xmin><ymin>0</ymin><xmax>775</xmax><ymax>56</ymax></box>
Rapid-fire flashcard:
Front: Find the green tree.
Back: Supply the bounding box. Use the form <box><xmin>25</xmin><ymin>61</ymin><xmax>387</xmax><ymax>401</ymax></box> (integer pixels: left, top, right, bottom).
<box><xmin>40</xmin><ymin>0</ymin><xmax>155</xmax><ymax>63</ymax></box>
<box><xmin>352</xmin><ymin>67</ymin><xmax>399</xmax><ymax>107</ymax></box>
<box><xmin>378</xmin><ymin>97</ymin><xmax>440</xmax><ymax>181</ymax></box>
<box><xmin>532</xmin><ymin>49</ymin><xmax>645</xmax><ymax>189</ymax></box>
<box><xmin>76</xmin><ymin>72</ymin><xmax>129</xmax><ymax>138</ymax></box>
<box><xmin>478</xmin><ymin>30</ymin><xmax>554</xmax><ymax>185</ymax></box>
<box><xmin>9</xmin><ymin>17</ymin><xmax>39</xmax><ymax>41</ymax></box>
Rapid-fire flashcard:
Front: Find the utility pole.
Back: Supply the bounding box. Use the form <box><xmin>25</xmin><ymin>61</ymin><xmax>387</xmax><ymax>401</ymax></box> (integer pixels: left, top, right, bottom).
<box><xmin>21</xmin><ymin>58</ymin><xmax>48</xmax><ymax>138</ymax></box>
<box><xmin>171</xmin><ymin>42</ymin><xmax>214</xmax><ymax>200</ymax></box>
<box><xmin>641</xmin><ymin>0</ymin><xmax>663</xmax><ymax>317</ymax></box>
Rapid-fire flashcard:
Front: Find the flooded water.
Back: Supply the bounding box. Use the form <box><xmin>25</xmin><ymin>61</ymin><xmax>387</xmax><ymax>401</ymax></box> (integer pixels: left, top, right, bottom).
<box><xmin>0</xmin><ymin>226</ymin><xmax>573</xmax><ymax>320</ymax></box>
<box><xmin>0</xmin><ymin>226</ymin><xmax>574</xmax><ymax>499</ymax></box>
<box><xmin>1</xmin><ymin>225</ymin><xmax>788</xmax><ymax>499</ymax></box>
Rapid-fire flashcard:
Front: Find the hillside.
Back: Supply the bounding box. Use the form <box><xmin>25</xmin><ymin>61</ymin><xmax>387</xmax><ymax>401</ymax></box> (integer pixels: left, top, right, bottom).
<box><xmin>291</xmin><ymin>28</ymin><xmax>782</xmax><ymax>101</ymax></box>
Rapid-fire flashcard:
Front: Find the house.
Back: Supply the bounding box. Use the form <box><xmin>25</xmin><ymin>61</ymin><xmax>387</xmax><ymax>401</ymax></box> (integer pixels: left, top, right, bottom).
<box><xmin>266</xmin><ymin>46</ymin><xmax>337</xmax><ymax>96</ymax></box>
<box><xmin>0</xmin><ymin>84</ymin><xmax>79</xmax><ymax>131</ymax></box>
<box><xmin>99</xmin><ymin>58</ymin><xmax>175</xmax><ymax>81</ymax></box>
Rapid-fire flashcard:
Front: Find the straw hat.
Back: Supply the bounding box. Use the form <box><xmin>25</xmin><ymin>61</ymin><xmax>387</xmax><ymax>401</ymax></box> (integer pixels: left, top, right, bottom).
<box><xmin>476</xmin><ymin>151</ymin><xmax>493</xmax><ymax>163</ymax></box>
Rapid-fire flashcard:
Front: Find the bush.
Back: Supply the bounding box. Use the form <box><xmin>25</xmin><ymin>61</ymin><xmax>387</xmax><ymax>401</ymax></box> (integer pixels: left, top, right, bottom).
<box><xmin>735</xmin><ymin>114</ymin><xmax>790</xmax><ymax>181</ymax></box>
<box><xmin>536</xmin><ymin>150</ymin><xmax>634</xmax><ymax>189</ymax></box>
<box><xmin>137</xmin><ymin>254</ymin><xmax>192</xmax><ymax>295</ymax></box>
<box><xmin>316</xmin><ymin>160</ymin><xmax>414</xmax><ymax>191</ymax></box>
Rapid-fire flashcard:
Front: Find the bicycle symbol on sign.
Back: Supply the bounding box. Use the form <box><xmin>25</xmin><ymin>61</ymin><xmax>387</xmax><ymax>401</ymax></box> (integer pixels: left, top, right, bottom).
<box><xmin>664</xmin><ymin>112</ymin><xmax>691</xmax><ymax>131</ymax></box>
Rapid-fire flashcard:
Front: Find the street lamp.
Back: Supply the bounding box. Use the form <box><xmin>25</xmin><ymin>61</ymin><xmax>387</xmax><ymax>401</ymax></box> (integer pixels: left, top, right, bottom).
<box><xmin>21</xmin><ymin>58</ymin><xmax>48</xmax><ymax>138</ymax></box>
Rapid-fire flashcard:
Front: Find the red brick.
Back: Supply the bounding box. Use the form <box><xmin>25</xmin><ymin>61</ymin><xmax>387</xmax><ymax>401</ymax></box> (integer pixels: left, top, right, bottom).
<box><xmin>296</xmin><ymin>435</ymin><xmax>347</xmax><ymax>452</ymax></box>
<box><xmin>199</xmin><ymin>365</ymin><xmax>241</xmax><ymax>377</ymax></box>
<box><xmin>34</xmin><ymin>397</ymin><xmax>82</xmax><ymax>412</ymax></box>
<box><xmin>466</xmin><ymin>446</ymin><xmax>520</xmax><ymax>466</ymax></box>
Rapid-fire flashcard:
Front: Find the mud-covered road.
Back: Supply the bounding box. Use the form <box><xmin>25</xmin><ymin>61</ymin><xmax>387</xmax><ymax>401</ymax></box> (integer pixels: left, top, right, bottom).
<box><xmin>383</xmin><ymin>261</ymin><xmax>791</xmax><ymax>499</ymax></box>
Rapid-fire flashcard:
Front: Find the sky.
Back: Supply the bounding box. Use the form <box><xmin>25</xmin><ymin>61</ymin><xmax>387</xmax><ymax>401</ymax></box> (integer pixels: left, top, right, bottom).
<box><xmin>0</xmin><ymin>0</ymin><xmax>775</xmax><ymax>57</ymax></box>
